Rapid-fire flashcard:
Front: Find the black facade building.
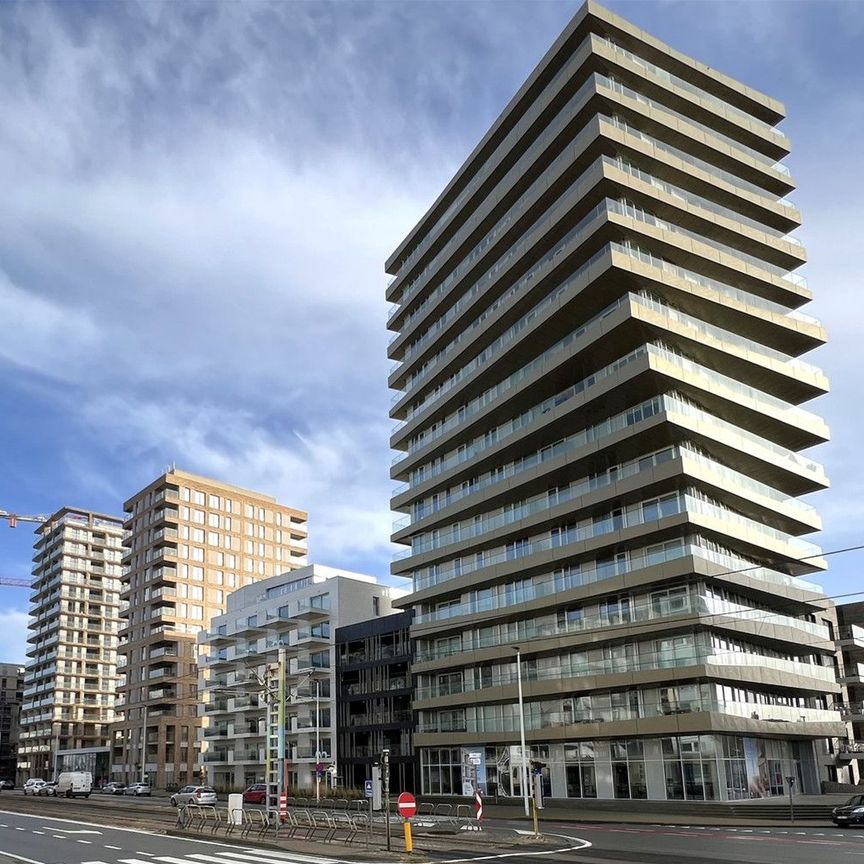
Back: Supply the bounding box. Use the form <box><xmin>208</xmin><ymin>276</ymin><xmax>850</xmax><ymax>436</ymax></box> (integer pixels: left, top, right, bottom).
<box><xmin>336</xmin><ymin>611</ymin><xmax>416</xmax><ymax>793</ymax></box>
<box><xmin>0</xmin><ymin>664</ymin><xmax>23</xmax><ymax>783</ymax></box>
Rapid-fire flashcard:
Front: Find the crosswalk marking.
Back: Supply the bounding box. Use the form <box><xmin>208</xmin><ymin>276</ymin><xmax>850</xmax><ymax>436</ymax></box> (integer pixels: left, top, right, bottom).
<box><xmin>215</xmin><ymin>852</ymin><xmax>339</xmax><ymax>864</ymax></box>
<box><xmin>219</xmin><ymin>853</ymin><xmax>339</xmax><ymax>864</ymax></box>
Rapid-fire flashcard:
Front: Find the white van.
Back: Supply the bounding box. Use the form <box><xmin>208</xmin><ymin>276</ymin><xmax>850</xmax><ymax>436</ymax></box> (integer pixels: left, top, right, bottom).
<box><xmin>56</xmin><ymin>772</ymin><xmax>92</xmax><ymax>799</ymax></box>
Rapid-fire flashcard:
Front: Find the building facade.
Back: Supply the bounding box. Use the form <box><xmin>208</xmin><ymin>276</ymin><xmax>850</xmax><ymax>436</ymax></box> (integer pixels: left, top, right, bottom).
<box><xmin>385</xmin><ymin>1</ymin><xmax>844</xmax><ymax>800</ymax></box>
<box><xmin>18</xmin><ymin>508</ymin><xmax>124</xmax><ymax>782</ymax></box>
<box><xmin>835</xmin><ymin>603</ymin><xmax>864</xmax><ymax>782</ymax></box>
<box><xmin>198</xmin><ymin>564</ymin><xmax>397</xmax><ymax>798</ymax></box>
<box><xmin>112</xmin><ymin>469</ymin><xmax>308</xmax><ymax>790</ymax></box>
<box><xmin>336</xmin><ymin>610</ymin><xmax>415</xmax><ymax>793</ymax></box>
<box><xmin>0</xmin><ymin>664</ymin><xmax>23</xmax><ymax>783</ymax></box>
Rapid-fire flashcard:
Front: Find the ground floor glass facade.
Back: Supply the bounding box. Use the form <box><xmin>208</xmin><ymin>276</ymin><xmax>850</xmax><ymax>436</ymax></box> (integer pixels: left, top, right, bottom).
<box><xmin>419</xmin><ymin>735</ymin><xmax>819</xmax><ymax>800</ymax></box>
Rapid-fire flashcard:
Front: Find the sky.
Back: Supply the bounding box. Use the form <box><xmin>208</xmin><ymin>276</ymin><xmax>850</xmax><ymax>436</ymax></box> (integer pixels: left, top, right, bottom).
<box><xmin>0</xmin><ymin>0</ymin><xmax>862</xmax><ymax>665</ymax></box>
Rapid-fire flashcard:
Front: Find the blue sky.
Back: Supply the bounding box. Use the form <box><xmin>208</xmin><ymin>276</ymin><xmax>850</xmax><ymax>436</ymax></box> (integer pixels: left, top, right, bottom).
<box><xmin>0</xmin><ymin>0</ymin><xmax>862</xmax><ymax>664</ymax></box>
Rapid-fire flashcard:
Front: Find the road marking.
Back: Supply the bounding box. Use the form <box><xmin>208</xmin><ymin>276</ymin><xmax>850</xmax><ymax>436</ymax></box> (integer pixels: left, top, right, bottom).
<box><xmin>0</xmin><ymin>852</ymin><xmax>48</xmax><ymax>864</ymax></box>
<box><xmin>52</xmin><ymin>835</ymin><xmax>67</xmax><ymax>839</ymax></box>
<box><xmin>212</xmin><ymin>853</ymin><xmax>338</xmax><ymax>864</ymax></box>
<box><xmin>106</xmin><ymin>846</ymin><xmax>123</xmax><ymax>850</ymax></box>
<box><xmin>14</xmin><ymin>827</ymin><xmax>25</xmax><ymax>830</ymax></box>
<box><xmin>77</xmin><ymin>840</ymin><xmax>94</xmax><ymax>844</ymax></box>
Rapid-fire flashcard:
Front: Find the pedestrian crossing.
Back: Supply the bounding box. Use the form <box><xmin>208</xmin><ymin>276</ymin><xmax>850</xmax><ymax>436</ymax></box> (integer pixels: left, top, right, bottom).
<box><xmin>82</xmin><ymin>849</ymin><xmax>339</xmax><ymax>864</ymax></box>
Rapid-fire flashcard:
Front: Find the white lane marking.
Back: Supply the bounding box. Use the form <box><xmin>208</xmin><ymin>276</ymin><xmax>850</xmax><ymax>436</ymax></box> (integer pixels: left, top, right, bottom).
<box><xmin>41</xmin><ymin>827</ymin><xmax>103</xmax><ymax>835</ymax></box>
<box><xmin>106</xmin><ymin>846</ymin><xmax>123</xmax><ymax>850</ymax></box>
<box><xmin>119</xmin><ymin>860</ymin><xmax>160</xmax><ymax>864</ymax></box>
<box><xmin>52</xmin><ymin>835</ymin><xmax>67</xmax><ymax>839</ymax></box>
<box><xmin>31</xmin><ymin>831</ymin><xmax>45</xmax><ymax>835</ymax></box>
<box><xmin>0</xmin><ymin>809</ymin><xmax>259</xmax><ymax>852</ymax></box>
<box><xmin>218</xmin><ymin>853</ymin><xmax>338</xmax><ymax>864</ymax></box>
<box><xmin>211</xmin><ymin>853</ymin><xmax>337</xmax><ymax>864</ymax></box>
<box><xmin>0</xmin><ymin>852</ymin><xmax>48</xmax><ymax>864</ymax></box>
<box><xmin>77</xmin><ymin>840</ymin><xmax>94</xmax><ymax>844</ymax></box>
<box><xmin>156</xmin><ymin>858</ymin><xmax>213</xmax><ymax>864</ymax></box>
<box><xmin>14</xmin><ymin>827</ymin><xmax>25</xmax><ymax>830</ymax></box>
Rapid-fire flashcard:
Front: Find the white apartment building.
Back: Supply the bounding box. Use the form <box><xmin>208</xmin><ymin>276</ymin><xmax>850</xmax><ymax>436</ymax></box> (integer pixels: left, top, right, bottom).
<box><xmin>19</xmin><ymin>508</ymin><xmax>124</xmax><ymax>783</ymax></box>
<box><xmin>198</xmin><ymin>564</ymin><xmax>398</xmax><ymax>796</ymax></box>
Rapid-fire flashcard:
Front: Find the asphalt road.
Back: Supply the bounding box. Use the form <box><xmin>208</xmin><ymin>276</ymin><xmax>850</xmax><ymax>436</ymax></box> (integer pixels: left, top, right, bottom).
<box><xmin>521</xmin><ymin>821</ymin><xmax>864</xmax><ymax>864</ymax></box>
<box><xmin>2</xmin><ymin>798</ymin><xmax>864</xmax><ymax>864</ymax></box>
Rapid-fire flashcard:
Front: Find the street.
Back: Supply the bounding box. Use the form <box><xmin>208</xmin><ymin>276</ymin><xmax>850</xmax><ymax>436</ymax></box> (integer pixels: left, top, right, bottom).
<box><xmin>2</xmin><ymin>803</ymin><xmax>864</xmax><ymax>864</ymax></box>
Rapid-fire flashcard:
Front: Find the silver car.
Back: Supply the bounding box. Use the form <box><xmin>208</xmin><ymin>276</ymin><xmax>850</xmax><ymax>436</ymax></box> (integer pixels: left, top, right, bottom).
<box><xmin>169</xmin><ymin>785</ymin><xmax>217</xmax><ymax>807</ymax></box>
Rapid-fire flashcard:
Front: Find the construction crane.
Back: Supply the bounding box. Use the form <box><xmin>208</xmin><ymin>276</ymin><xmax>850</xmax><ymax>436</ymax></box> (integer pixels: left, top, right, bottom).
<box><xmin>0</xmin><ymin>576</ymin><xmax>31</xmax><ymax>588</ymax></box>
<box><xmin>1</xmin><ymin>509</ymin><xmax>48</xmax><ymax>529</ymax></box>
<box><xmin>1</xmin><ymin>508</ymin><xmax>47</xmax><ymax>589</ymax></box>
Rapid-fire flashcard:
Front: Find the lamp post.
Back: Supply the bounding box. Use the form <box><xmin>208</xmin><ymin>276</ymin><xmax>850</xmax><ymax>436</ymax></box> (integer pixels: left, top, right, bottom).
<box><xmin>512</xmin><ymin>647</ymin><xmax>530</xmax><ymax>817</ymax></box>
<box><xmin>315</xmin><ymin>678</ymin><xmax>321</xmax><ymax>804</ymax></box>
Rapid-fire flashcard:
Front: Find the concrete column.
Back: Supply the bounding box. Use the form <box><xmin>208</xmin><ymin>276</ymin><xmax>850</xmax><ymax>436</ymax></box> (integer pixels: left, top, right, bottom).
<box><xmin>549</xmin><ymin>742</ymin><xmax>567</xmax><ymax>798</ymax></box>
<box><xmin>643</xmin><ymin>738</ymin><xmax>666</xmax><ymax>800</ymax></box>
<box><xmin>593</xmin><ymin>740</ymin><xmax>614</xmax><ymax>799</ymax></box>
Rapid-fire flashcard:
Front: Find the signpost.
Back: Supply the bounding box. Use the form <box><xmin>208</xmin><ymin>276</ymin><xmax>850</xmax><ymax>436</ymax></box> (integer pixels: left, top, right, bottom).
<box><xmin>398</xmin><ymin>792</ymin><xmax>416</xmax><ymax>853</ymax></box>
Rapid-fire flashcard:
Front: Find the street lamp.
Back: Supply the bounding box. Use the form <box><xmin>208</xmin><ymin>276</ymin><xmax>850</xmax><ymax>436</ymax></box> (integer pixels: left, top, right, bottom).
<box><xmin>512</xmin><ymin>646</ymin><xmax>530</xmax><ymax>817</ymax></box>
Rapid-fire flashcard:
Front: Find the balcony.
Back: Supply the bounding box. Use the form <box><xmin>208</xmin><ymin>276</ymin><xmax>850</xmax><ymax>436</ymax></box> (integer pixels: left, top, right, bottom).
<box><xmin>838</xmin><ymin>742</ymin><xmax>864</xmax><ymax>760</ymax></box>
<box><xmin>295</xmin><ymin>601</ymin><xmax>330</xmax><ymax>621</ymax></box>
<box><xmin>839</xmin><ymin>625</ymin><xmax>864</xmax><ymax>652</ymax></box>
<box><xmin>840</xmin><ymin>663</ymin><xmax>864</xmax><ymax>686</ymax></box>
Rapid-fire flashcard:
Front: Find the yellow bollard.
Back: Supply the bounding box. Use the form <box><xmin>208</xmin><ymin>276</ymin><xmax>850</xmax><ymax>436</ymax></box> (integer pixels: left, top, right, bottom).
<box><xmin>404</xmin><ymin>819</ymin><xmax>413</xmax><ymax>853</ymax></box>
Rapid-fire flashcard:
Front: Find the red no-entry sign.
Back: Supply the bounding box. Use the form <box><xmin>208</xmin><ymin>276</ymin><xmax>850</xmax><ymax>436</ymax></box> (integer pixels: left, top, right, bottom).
<box><xmin>397</xmin><ymin>791</ymin><xmax>416</xmax><ymax>819</ymax></box>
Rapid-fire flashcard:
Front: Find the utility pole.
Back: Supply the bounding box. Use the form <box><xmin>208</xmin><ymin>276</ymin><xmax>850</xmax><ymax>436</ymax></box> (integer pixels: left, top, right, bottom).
<box><xmin>382</xmin><ymin>748</ymin><xmax>391</xmax><ymax>852</ymax></box>
<box><xmin>277</xmin><ymin>647</ymin><xmax>287</xmax><ymax>807</ymax></box>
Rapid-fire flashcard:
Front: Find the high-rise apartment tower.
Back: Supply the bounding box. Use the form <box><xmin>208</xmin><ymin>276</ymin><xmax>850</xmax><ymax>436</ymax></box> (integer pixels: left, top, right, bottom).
<box><xmin>113</xmin><ymin>469</ymin><xmax>308</xmax><ymax>789</ymax></box>
<box><xmin>18</xmin><ymin>508</ymin><xmax>124</xmax><ymax>781</ymax></box>
<box><xmin>387</xmin><ymin>1</ymin><xmax>845</xmax><ymax>800</ymax></box>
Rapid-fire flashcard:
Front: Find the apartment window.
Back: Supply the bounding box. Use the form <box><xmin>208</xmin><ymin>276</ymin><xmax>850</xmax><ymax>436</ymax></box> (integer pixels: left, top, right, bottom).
<box><xmin>276</xmin><ymin>513</ymin><xmax>283</xmax><ymax>527</ymax></box>
<box><xmin>189</xmin><ymin>586</ymin><xmax>203</xmax><ymax>601</ymax></box>
<box><xmin>192</xmin><ymin>509</ymin><xmax>205</xmax><ymax>525</ymax></box>
<box><xmin>213</xmin><ymin>589</ymin><xmax>223</xmax><ymax>603</ymax></box>
<box><xmin>245</xmin><ymin>523</ymin><xmax>254</xmax><ymax>536</ymax></box>
<box><xmin>191</xmin><ymin>566</ymin><xmax>204</xmax><ymax>581</ymax></box>
<box><xmin>193</xmin><ymin>491</ymin><xmax>205</xmax><ymax>505</ymax></box>
<box><xmin>226</xmin><ymin>574</ymin><xmax>237</xmax><ymax>588</ymax></box>
<box><xmin>223</xmin><ymin>535</ymin><xmax>232</xmax><ymax>550</ymax></box>
<box><xmin>190</xmin><ymin>606</ymin><xmax>203</xmax><ymax>620</ymax></box>
<box><xmin>181</xmin><ymin>488</ymin><xmax>190</xmax><ymax>502</ymax></box>
<box><xmin>192</xmin><ymin>528</ymin><xmax>204</xmax><ymax>543</ymax></box>
<box><xmin>225</xmin><ymin>499</ymin><xmax>234</xmax><ymax>513</ymax></box>
<box><xmin>226</xmin><ymin>555</ymin><xmax>236</xmax><ymax>568</ymax></box>
<box><xmin>180</xmin><ymin>506</ymin><xmax>190</xmax><ymax>520</ymax></box>
<box><xmin>208</xmin><ymin>495</ymin><xmax>220</xmax><ymax>509</ymax></box>
<box><xmin>208</xmin><ymin>513</ymin><xmax>219</xmax><ymax>528</ymax></box>
<box><xmin>212</xmin><ymin>571</ymin><xmax>223</xmax><ymax>585</ymax></box>
<box><xmin>224</xmin><ymin>517</ymin><xmax>232</xmax><ymax>531</ymax></box>
<box><xmin>373</xmin><ymin>596</ymin><xmax>380</xmax><ymax>616</ymax></box>
<box><xmin>245</xmin><ymin>504</ymin><xmax>254</xmax><ymax>518</ymax></box>
<box><xmin>177</xmin><ymin>583</ymin><xmax>188</xmax><ymax>598</ymax></box>
<box><xmin>244</xmin><ymin>558</ymin><xmax>253</xmax><ymax>572</ymax></box>
<box><xmin>207</xmin><ymin>531</ymin><xmax>218</xmax><ymax>545</ymax></box>
<box><xmin>191</xmin><ymin>547</ymin><xmax>204</xmax><ymax>562</ymax></box>
<box><xmin>180</xmin><ymin>525</ymin><xmax>189</xmax><ymax>540</ymax></box>
<box><xmin>179</xmin><ymin>545</ymin><xmax>189</xmax><ymax>559</ymax></box>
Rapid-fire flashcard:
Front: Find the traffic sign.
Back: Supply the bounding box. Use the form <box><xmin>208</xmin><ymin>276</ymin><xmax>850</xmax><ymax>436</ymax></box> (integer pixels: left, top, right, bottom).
<box><xmin>364</xmin><ymin>779</ymin><xmax>374</xmax><ymax>799</ymax></box>
<box><xmin>397</xmin><ymin>791</ymin><xmax>416</xmax><ymax>819</ymax></box>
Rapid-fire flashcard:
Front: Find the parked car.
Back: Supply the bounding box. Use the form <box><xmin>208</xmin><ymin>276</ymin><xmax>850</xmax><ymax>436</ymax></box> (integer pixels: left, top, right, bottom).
<box><xmin>169</xmin><ymin>785</ymin><xmax>217</xmax><ymax>807</ymax></box>
<box><xmin>23</xmin><ymin>779</ymin><xmax>46</xmax><ymax>796</ymax></box>
<box><xmin>0</xmin><ymin>779</ymin><xmax>14</xmax><ymax>790</ymax></box>
<box><xmin>38</xmin><ymin>781</ymin><xmax>58</xmax><ymax>797</ymax></box>
<box><xmin>833</xmin><ymin>794</ymin><xmax>864</xmax><ymax>826</ymax></box>
<box><xmin>56</xmin><ymin>772</ymin><xmax>92</xmax><ymax>799</ymax></box>
<box><xmin>242</xmin><ymin>783</ymin><xmax>267</xmax><ymax>805</ymax></box>
<box><xmin>102</xmin><ymin>782</ymin><xmax>126</xmax><ymax>795</ymax></box>
<box><xmin>124</xmin><ymin>783</ymin><xmax>152</xmax><ymax>797</ymax></box>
